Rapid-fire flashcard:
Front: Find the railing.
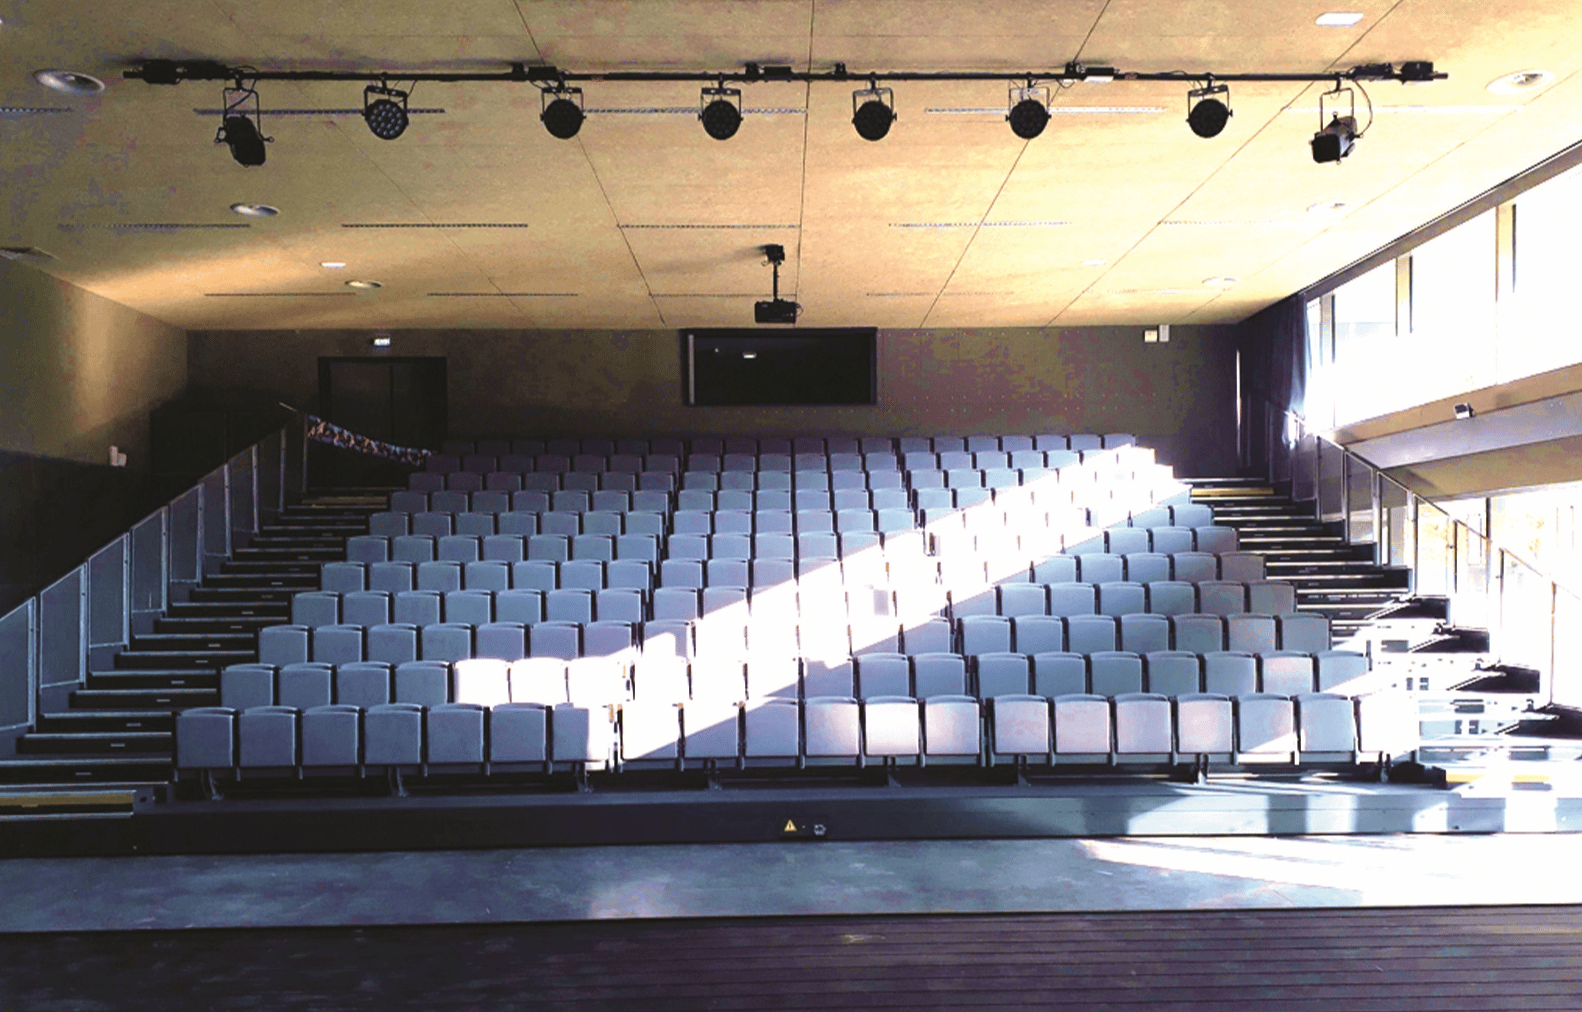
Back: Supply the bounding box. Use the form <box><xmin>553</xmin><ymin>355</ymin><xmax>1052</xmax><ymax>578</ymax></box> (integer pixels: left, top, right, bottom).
<box><xmin>0</xmin><ymin>420</ymin><xmax>305</xmax><ymax>743</ymax></box>
<box><xmin>1246</xmin><ymin>396</ymin><xmax>1580</xmax><ymax>706</ymax></box>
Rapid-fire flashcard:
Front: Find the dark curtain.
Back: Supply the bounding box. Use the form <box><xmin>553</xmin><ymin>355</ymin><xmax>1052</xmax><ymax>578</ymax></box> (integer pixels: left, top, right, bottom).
<box><xmin>1235</xmin><ymin>294</ymin><xmax>1309</xmax><ymax>479</ymax></box>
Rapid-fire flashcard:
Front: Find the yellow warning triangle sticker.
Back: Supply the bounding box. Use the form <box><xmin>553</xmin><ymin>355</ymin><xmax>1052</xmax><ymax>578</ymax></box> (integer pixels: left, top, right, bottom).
<box><xmin>783</xmin><ymin>819</ymin><xmax>797</xmax><ymax>833</ymax></box>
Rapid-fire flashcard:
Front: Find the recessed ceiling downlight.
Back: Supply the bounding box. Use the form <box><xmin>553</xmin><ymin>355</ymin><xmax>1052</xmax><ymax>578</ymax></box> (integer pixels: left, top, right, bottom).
<box><xmin>320</xmin><ymin>261</ymin><xmax>347</xmax><ymax>268</ymax></box>
<box><xmin>345</xmin><ymin>279</ymin><xmax>382</xmax><ymax>289</ymax></box>
<box><xmin>1314</xmin><ymin>12</ymin><xmax>1364</xmax><ymax>27</ymax></box>
<box><xmin>230</xmin><ymin>202</ymin><xmax>279</xmax><ymax>217</ymax></box>
<box><xmin>1202</xmin><ymin>276</ymin><xmax>1240</xmax><ymax>287</ymax></box>
<box><xmin>1487</xmin><ymin>69</ymin><xmax>1555</xmax><ymax>94</ymax></box>
<box><xmin>33</xmin><ymin>69</ymin><xmax>105</xmax><ymax>95</ymax></box>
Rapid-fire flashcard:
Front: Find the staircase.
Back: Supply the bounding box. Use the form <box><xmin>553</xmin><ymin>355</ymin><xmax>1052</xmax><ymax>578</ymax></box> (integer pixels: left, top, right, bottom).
<box><xmin>0</xmin><ymin>494</ymin><xmax>383</xmax><ymax>792</ymax></box>
<box><xmin>1187</xmin><ymin>478</ymin><xmax>1411</xmax><ymax>642</ymax></box>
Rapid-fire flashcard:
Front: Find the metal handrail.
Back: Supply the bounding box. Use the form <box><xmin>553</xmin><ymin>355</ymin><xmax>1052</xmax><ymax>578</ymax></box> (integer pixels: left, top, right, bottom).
<box><xmin>1247</xmin><ymin>392</ymin><xmax>1574</xmax><ymax>704</ymax></box>
<box><xmin>0</xmin><ymin>418</ymin><xmax>306</xmax><ymax>739</ymax></box>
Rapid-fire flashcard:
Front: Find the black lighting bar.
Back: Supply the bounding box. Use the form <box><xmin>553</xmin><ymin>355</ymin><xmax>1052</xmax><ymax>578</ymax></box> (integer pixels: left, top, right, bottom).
<box><xmin>124</xmin><ymin>58</ymin><xmax>1446</xmax><ymax>87</ymax></box>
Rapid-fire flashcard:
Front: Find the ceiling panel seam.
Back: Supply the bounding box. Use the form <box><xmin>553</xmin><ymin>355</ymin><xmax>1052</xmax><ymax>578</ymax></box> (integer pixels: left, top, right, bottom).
<box><xmin>918</xmin><ymin>139</ymin><xmax>1031</xmax><ymax>328</ymax></box>
<box><xmin>574</xmin><ymin>133</ymin><xmax>663</xmax><ymax>327</ymax></box>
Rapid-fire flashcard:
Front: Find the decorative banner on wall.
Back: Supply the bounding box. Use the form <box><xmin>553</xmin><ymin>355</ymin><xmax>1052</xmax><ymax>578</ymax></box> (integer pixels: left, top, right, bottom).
<box><xmin>302</xmin><ymin>414</ymin><xmax>431</xmax><ymax>467</ymax></box>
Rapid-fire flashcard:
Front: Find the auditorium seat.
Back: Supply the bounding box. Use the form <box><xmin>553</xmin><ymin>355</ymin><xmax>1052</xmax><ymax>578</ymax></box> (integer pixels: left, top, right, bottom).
<box><xmin>743</xmin><ymin>698</ymin><xmax>800</xmax><ymax>766</ymax></box>
<box><xmin>301</xmin><ymin>705</ymin><xmax>361</xmax><ymax>771</ymax></box>
<box><xmin>1279</xmin><ymin>612</ymin><xmax>1331</xmax><ymax>653</ymax></box>
<box><xmin>311</xmin><ymin>624</ymin><xmax>363</xmax><ymax>665</ymax></box>
<box><xmin>620</xmin><ymin>700</ymin><xmax>681</xmax><ymax>769</ymax></box>
<box><xmin>427</xmin><ymin>703</ymin><xmax>487</xmax><ymax>770</ymax></box>
<box><xmin>220</xmin><ymin>664</ymin><xmax>274</xmax><ymax>710</ymax></box>
<box><xmin>1236</xmin><ymin>694</ymin><xmax>1297</xmax><ymax>762</ymax></box>
<box><xmin>1316</xmin><ymin>651</ymin><xmax>1372</xmax><ymax>695</ymax></box>
<box><xmin>1089</xmin><ymin>651</ymin><xmax>1144</xmax><ymax>696</ymax></box>
<box><xmin>176</xmin><ymin>707</ymin><xmax>236</xmax><ymax>773</ymax></box>
<box><xmin>259</xmin><ymin>625</ymin><xmax>309</xmax><ymax>667</ymax></box>
<box><xmin>1260</xmin><ymin>651</ymin><xmax>1317</xmax><ymax>695</ymax></box>
<box><xmin>335</xmin><ymin>662</ymin><xmax>392</xmax><ymax>708</ymax></box>
<box><xmin>989</xmin><ymin>695</ymin><xmax>1052</xmax><ymax>766</ymax></box>
<box><xmin>1033</xmin><ymin>652</ymin><xmax>1087</xmax><ymax>697</ymax></box>
<box><xmin>1203</xmin><ymin>651</ymin><xmax>1258</xmax><ymax>696</ymax></box>
<box><xmin>1174</xmin><ymin>692</ymin><xmax>1234</xmax><ymax>759</ymax></box>
<box><xmin>1054</xmin><ymin>694</ymin><xmax>1111</xmax><ymax>757</ymax></box>
<box><xmin>368</xmin><ymin>624</ymin><xmax>418</xmax><ymax>665</ymax></box>
<box><xmin>363</xmin><ymin>703</ymin><xmax>424</xmax><ymax>769</ymax></box>
<box><xmin>1144</xmin><ymin>651</ymin><xmax>1201</xmax><ymax>695</ymax></box>
<box><xmin>1119</xmin><ymin>614</ymin><xmax>1170</xmax><ymax>654</ymax></box>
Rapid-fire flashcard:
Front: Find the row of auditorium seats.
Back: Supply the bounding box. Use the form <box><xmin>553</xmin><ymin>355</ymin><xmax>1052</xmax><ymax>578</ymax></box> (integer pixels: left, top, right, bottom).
<box><xmin>323</xmin><ymin>552</ymin><xmax>1260</xmax><ymax>597</ymax></box>
<box><xmin>175</xmin><ymin>688</ymin><xmax>1414</xmax><ymax>785</ymax></box>
<box><xmin>339</xmin><ymin>531</ymin><xmax>1238</xmax><ymax>568</ymax></box>
<box><xmin>407</xmin><ymin>462</ymin><xmax>1156</xmax><ymax>494</ymax></box>
<box><xmin>367</xmin><ymin>506</ymin><xmax>1220</xmax><ymax>545</ymax></box>
<box><xmin>292</xmin><ymin>580</ymin><xmax>1298</xmax><ymax>631</ymax></box>
<box><xmin>431</xmin><ymin>433</ymin><xmax>1135</xmax><ymax>463</ymax></box>
<box><xmin>257</xmin><ymin>612</ymin><xmax>1332</xmax><ymax>666</ymax></box>
<box><xmin>420</xmin><ymin>449</ymin><xmax>1116</xmax><ymax>478</ymax></box>
<box><xmin>221</xmin><ymin>649</ymin><xmax>1374</xmax><ymax>711</ymax></box>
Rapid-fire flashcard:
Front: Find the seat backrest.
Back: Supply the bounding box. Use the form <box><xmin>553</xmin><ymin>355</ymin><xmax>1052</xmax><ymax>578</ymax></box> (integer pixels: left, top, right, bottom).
<box><xmin>1259</xmin><ymin>651</ymin><xmax>1316</xmax><ymax>696</ymax></box>
<box><xmin>1144</xmin><ymin>651</ymin><xmax>1201</xmax><ymax>695</ymax></box>
<box><xmin>1197</xmin><ymin>580</ymin><xmax>1248</xmax><ymax>617</ymax></box>
<box><xmin>1145</xmin><ymin>581</ymin><xmax>1196</xmax><ymax>617</ymax></box>
<box><xmin>1226</xmin><ymin>613</ymin><xmax>1279</xmax><ymax>653</ymax></box>
<box><xmin>911</xmin><ymin>652</ymin><xmax>966</xmax><ymax>698</ymax></box>
<box><xmin>1279</xmin><ymin>612</ymin><xmax>1331</xmax><ymax>653</ymax></box>
<box><xmin>1202</xmin><ymin>650</ymin><xmax>1258</xmax><ymax>696</ymax></box>
<box><xmin>1175</xmin><ymin>692</ymin><xmax>1233</xmax><ymax>753</ymax></box>
<box><xmin>1065</xmin><ymin>615</ymin><xmax>1117</xmax><ymax>654</ymax></box>
<box><xmin>1113</xmin><ymin>692</ymin><xmax>1173</xmax><ymax>753</ymax></box>
<box><xmin>1031</xmin><ymin>652</ymin><xmax>1087</xmax><ymax>697</ymax></box>
<box><xmin>856</xmin><ymin>653</ymin><xmax>911</xmax><ymax>699</ymax></box>
<box><xmin>975</xmin><ymin>652</ymin><xmax>1030</xmax><ymax>698</ymax></box>
<box><xmin>1172</xmin><ymin>614</ymin><xmax>1225</xmax><ymax>654</ymax></box>
<box><xmin>1088</xmin><ymin>651</ymin><xmax>1144</xmax><ymax>696</ymax></box>
<box><xmin>1118</xmin><ymin>613</ymin><xmax>1170</xmax><ymax>654</ymax></box>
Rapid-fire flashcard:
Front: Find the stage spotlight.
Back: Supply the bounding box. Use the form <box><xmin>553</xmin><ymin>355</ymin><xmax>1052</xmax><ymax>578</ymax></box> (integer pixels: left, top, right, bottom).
<box><xmin>851</xmin><ymin>84</ymin><xmax>895</xmax><ymax>141</ymax></box>
<box><xmin>540</xmin><ymin>86</ymin><xmax>584</xmax><ymax>139</ymax></box>
<box><xmin>1311</xmin><ymin>114</ymin><xmax>1358</xmax><ymax>163</ymax></box>
<box><xmin>1006</xmin><ymin>85</ymin><xmax>1051</xmax><ymax>139</ymax></box>
<box><xmin>699</xmin><ymin>84</ymin><xmax>742</xmax><ymax>140</ymax></box>
<box><xmin>1311</xmin><ymin>83</ymin><xmax>1362</xmax><ymax>164</ymax></box>
<box><xmin>217</xmin><ymin>115</ymin><xmax>266</xmax><ymax>166</ymax></box>
<box><xmin>215</xmin><ymin>80</ymin><xmax>270</xmax><ymax>166</ymax></box>
<box><xmin>1186</xmin><ymin>83</ymin><xmax>1232</xmax><ymax>138</ymax></box>
<box><xmin>363</xmin><ymin>84</ymin><xmax>409</xmax><ymax>140</ymax></box>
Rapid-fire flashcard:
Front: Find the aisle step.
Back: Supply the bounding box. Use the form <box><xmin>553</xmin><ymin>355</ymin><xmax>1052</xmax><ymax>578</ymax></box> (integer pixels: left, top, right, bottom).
<box><xmin>70</xmin><ymin>688</ymin><xmax>217</xmax><ymax>709</ymax></box>
<box><xmin>18</xmin><ymin>732</ymin><xmax>172</xmax><ymax>755</ymax></box>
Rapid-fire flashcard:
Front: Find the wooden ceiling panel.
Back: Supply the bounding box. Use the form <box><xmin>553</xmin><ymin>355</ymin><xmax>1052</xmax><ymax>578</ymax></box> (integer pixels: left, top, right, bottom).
<box><xmin>519</xmin><ymin>0</ymin><xmax>814</xmax><ymax>42</ymax></box>
<box><xmin>621</xmin><ymin>227</ymin><xmax>799</xmax><ymax>296</ymax></box>
<box><xmin>7</xmin><ymin>0</ymin><xmax>1582</xmax><ymax>327</ymax></box>
<box><xmin>812</xmin><ymin>0</ymin><xmax>1105</xmax><ymax>39</ymax></box>
<box><xmin>807</xmin><ymin>36</ymin><xmax>1093</xmax><ymax>73</ymax></box>
<box><xmin>216</xmin><ymin>0</ymin><xmax>533</xmax><ymax>38</ymax></box>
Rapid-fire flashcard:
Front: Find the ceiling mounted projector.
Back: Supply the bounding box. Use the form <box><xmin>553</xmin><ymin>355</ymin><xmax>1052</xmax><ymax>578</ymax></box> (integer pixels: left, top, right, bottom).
<box><xmin>755</xmin><ymin>243</ymin><xmax>800</xmax><ymax>324</ymax></box>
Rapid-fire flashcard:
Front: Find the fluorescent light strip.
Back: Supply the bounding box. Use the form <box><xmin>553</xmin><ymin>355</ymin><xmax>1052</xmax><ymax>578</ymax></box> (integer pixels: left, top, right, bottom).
<box><xmin>620</xmin><ymin>224</ymin><xmax>799</xmax><ymax>230</ymax></box>
<box><xmin>651</xmin><ymin>293</ymin><xmax>767</xmax><ymax>298</ymax></box>
<box><xmin>0</xmin><ymin>106</ymin><xmax>72</xmax><ymax>115</ymax></box>
<box><xmin>1287</xmin><ymin>105</ymin><xmax>1519</xmax><ymax>114</ymax></box>
<box><xmin>926</xmin><ymin>106</ymin><xmax>1166</xmax><ymax>115</ymax></box>
<box><xmin>1091</xmin><ymin>288</ymin><xmax>1205</xmax><ymax>295</ymax></box>
<box><xmin>889</xmin><ymin>221</ymin><xmax>1067</xmax><ymax>228</ymax></box>
<box><xmin>866</xmin><ymin>292</ymin><xmax>936</xmax><ymax>297</ymax></box>
<box><xmin>203</xmin><ymin>292</ymin><xmax>355</xmax><ymax>297</ymax></box>
<box><xmin>193</xmin><ymin>107</ymin><xmax>446</xmax><ymax>116</ymax></box>
<box><xmin>1159</xmin><ymin>220</ymin><xmax>1318</xmax><ymax>227</ymax></box>
<box><xmin>58</xmin><ymin>223</ymin><xmax>251</xmax><ymax>231</ymax></box>
<box><xmin>427</xmin><ymin>292</ymin><xmax>579</xmax><ymax>297</ymax></box>
<box><xmin>340</xmin><ymin>223</ymin><xmax>530</xmax><ymax>228</ymax></box>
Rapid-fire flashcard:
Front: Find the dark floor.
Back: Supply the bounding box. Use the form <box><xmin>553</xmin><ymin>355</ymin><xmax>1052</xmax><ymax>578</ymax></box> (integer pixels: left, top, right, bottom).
<box><xmin>5</xmin><ymin>905</ymin><xmax>1581</xmax><ymax>1011</ymax></box>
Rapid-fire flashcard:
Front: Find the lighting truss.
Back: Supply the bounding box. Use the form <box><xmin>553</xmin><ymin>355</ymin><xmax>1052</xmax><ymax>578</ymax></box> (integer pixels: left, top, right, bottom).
<box><xmin>126</xmin><ymin>58</ymin><xmax>1448</xmax><ymax>89</ymax></box>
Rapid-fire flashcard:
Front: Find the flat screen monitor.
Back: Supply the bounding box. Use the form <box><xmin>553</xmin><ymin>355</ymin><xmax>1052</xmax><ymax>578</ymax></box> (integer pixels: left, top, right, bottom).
<box><xmin>683</xmin><ymin>328</ymin><xmax>877</xmax><ymax>406</ymax></box>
